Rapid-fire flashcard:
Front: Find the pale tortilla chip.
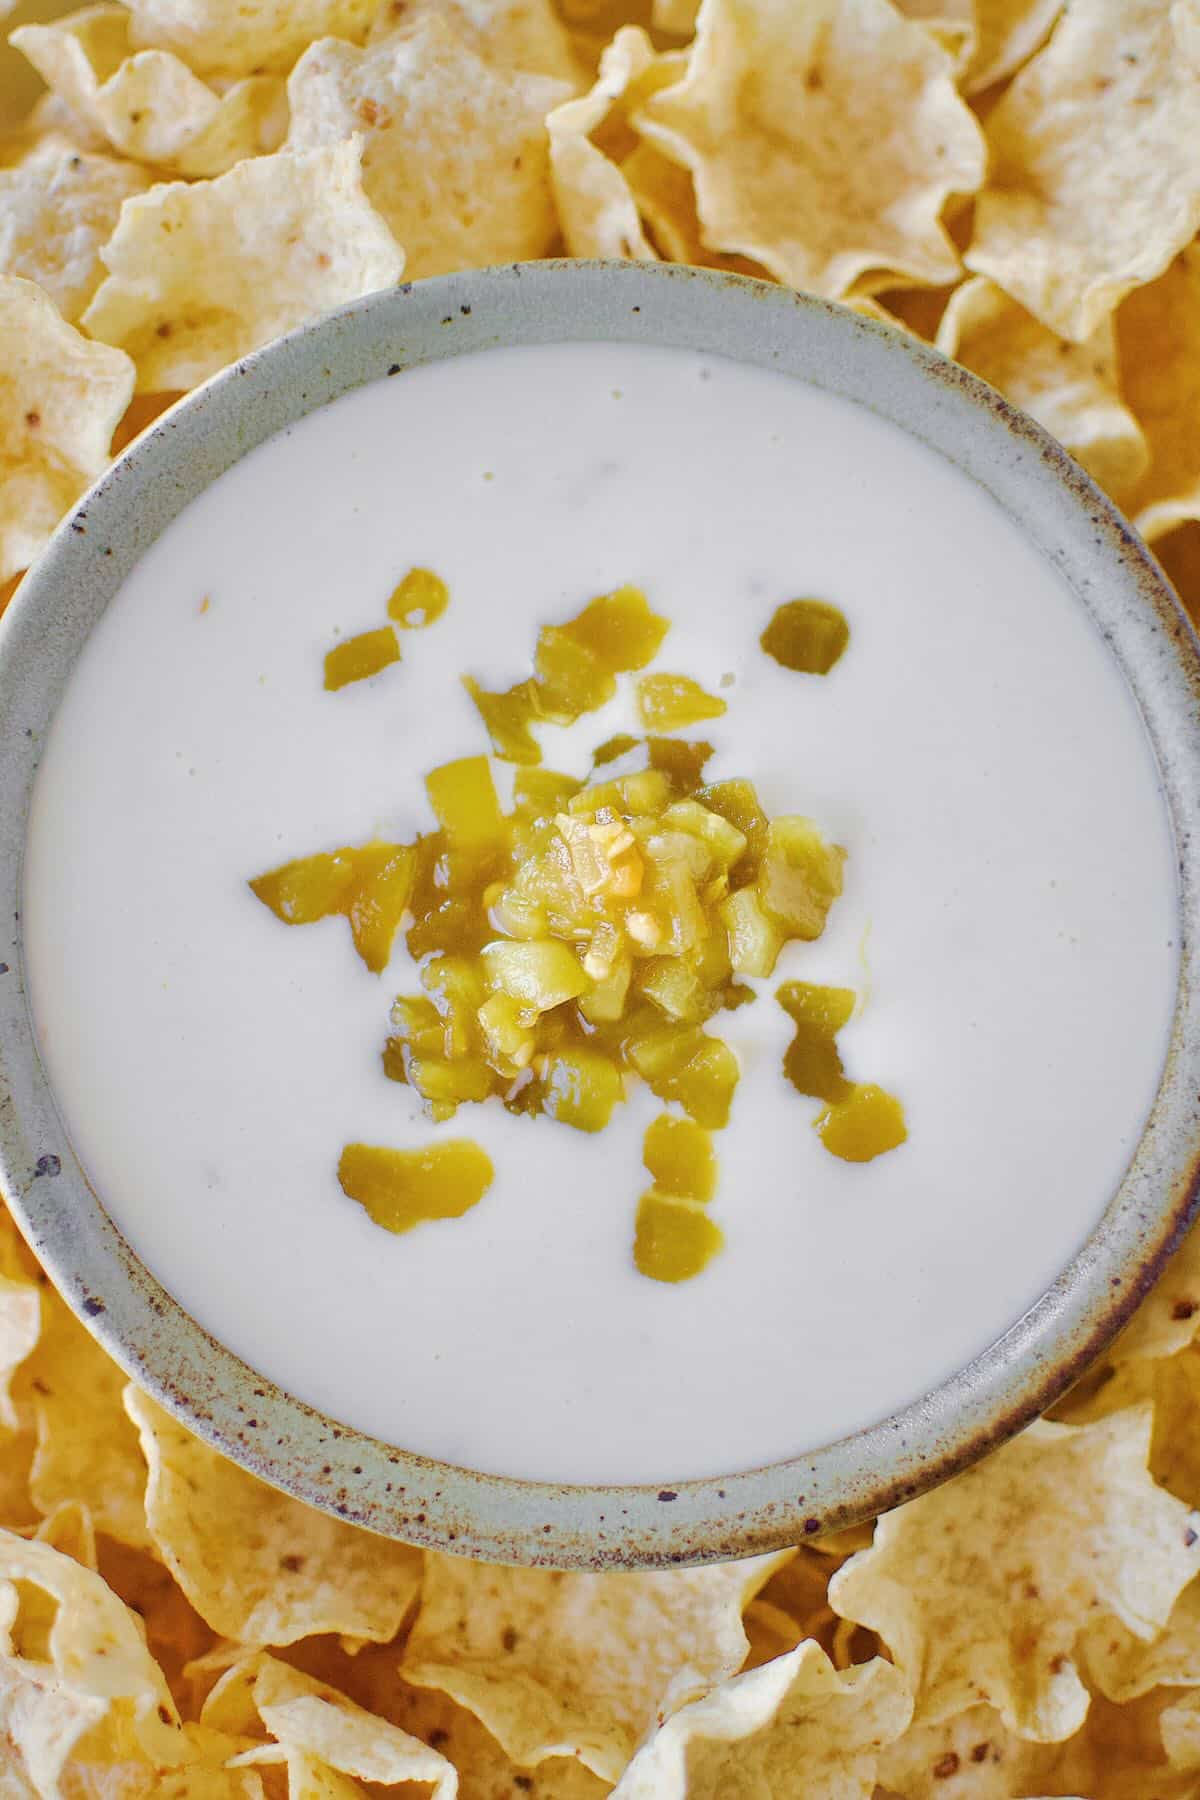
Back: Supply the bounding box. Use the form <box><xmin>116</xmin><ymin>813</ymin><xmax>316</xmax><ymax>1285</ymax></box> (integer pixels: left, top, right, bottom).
<box><xmin>81</xmin><ymin>139</ymin><xmax>404</xmax><ymax>391</ymax></box>
<box><xmin>0</xmin><ymin>135</ymin><xmax>151</xmax><ymax>322</ymax></box>
<box><xmin>401</xmin><ymin>1548</ymin><xmax>791</xmax><ymax>1781</ymax></box>
<box><xmin>634</xmin><ymin>0</ymin><xmax>985</xmax><ymax>298</ymax></box>
<box><xmin>0</xmin><ymin>273</ymin><xmax>134</xmax><ymax>582</ymax></box>
<box><xmin>25</xmin><ymin>90</ymin><xmax>110</xmax><ymax>155</ymax></box>
<box><xmin>609</xmin><ymin>1641</ymin><xmax>911</xmax><ymax>1799</ymax></box>
<box><xmin>0</xmin><ymin>1262</ymin><xmax>38</xmax><ymax>1434</ymax></box>
<box><xmin>119</xmin><ymin>0</ymin><xmax>378</xmax><ymax>78</ymax></box>
<box><xmin>123</xmin><ymin>1387</ymin><xmax>422</xmax><ymax>1647</ymax></box>
<box><xmin>1116</xmin><ymin>248</ymin><xmax>1200</xmax><ymax>543</ymax></box>
<box><xmin>287</xmin><ymin>16</ymin><xmax>569</xmax><ymax>280</ymax></box>
<box><xmin>11</xmin><ymin>6</ymin><xmax>286</xmax><ymax>178</ymax></box>
<box><xmin>875</xmin><ymin>1701</ymin><xmax>1033</xmax><ymax>1799</ymax></box>
<box><xmin>547</xmin><ymin>27</ymin><xmax>660</xmax><ymax>260</ymax></box>
<box><xmin>368</xmin><ymin>0</ymin><xmax>582</xmax><ymax>84</ymax></box>
<box><xmin>936</xmin><ymin>275</ymin><xmax>1149</xmax><ymax>500</ymax></box>
<box><xmin>12</xmin><ymin>1283</ymin><xmax>150</xmax><ymax>1549</ymax></box>
<box><xmin>830</xmin><ymin>1409</ymin><xmax>1200</xmax><ymax>1740</ymax></box>
<box><xmin>0</xmin><ymin>1529</ymin><xmax>184</xmax><ymax>1766</ymax></box>
<box><xmin>966</xmin><ymin>0</ymin><xmax>1200</xmax><ymax>342</ymax></box>
<box><xmin>232</xmin><ymin>1659</ymin><xmax>457</xmax><ymax>1795</ymax></box>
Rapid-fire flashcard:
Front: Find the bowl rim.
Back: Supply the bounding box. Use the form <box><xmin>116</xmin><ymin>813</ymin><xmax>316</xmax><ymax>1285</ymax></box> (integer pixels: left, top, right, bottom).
<box><xmin>2</xmin><ymin>259</ymin><xmax>1199</xmax><ymax>1570</ymax></box>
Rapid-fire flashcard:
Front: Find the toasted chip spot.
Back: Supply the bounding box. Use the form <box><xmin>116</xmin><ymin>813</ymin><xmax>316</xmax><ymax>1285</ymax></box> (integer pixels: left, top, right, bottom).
<box><xmin>0</xmin><ymin>274</ymin><xmax>134</xmax><ymax>582</ymax></box>
<box><xmin>634</xmin><ymin>0</ymin><xmax>985</xmax><ymax>297</ymax></box>
<box><xmin>966</xmin><ymin>0</ymin><xmax>1200</xmax><ymax>341</ymax></box>
<box><xmin>81</xmin><ymin>140</ymin><xmax>404</xmax><ymax>391</ymax></box>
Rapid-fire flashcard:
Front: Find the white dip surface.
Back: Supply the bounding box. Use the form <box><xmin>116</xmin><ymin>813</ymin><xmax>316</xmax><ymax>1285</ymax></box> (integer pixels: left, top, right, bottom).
<box><xmin>23</xmin><ymin>340</ymin><xmax>1179</xmax><ymax>1485</ymax></box>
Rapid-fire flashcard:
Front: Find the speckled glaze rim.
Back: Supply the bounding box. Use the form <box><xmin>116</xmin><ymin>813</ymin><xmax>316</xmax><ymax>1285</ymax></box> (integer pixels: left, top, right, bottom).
<box><xmin>2</xmin><ymin>261</ymin><xmax>1199</xmax><ymax>1570</ymax></box>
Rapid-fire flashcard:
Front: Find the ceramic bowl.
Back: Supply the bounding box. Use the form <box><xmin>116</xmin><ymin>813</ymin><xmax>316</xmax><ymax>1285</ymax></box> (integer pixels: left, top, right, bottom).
<box><xmin>2</xmin><ymin>261</ymin><xmax>1199</xmax><ymax>1569</ymax></box>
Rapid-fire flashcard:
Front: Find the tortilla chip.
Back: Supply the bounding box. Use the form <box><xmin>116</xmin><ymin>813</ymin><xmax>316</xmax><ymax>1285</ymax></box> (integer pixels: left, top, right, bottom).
<box><xmin>609</xmin><ymin>1641</ymin><xmax>911</xmax><ymax>1799</ymax></box>
<box><xmin>966</xmin><ymin>0</ymin><xmax>1200</xmax><ymax>342</ymax></box>
<box><xmin>830</xmin><ymin>1409</ymin><xmax>1200</xmax><ymax>1740</ymax></box>
<box><xmin>875</xmin><ymin>1701</ymin><xmax>1033</xmax><ymax>1799</ymax></box>
<box><xmin>654</xmin><ymin>0</ymin><xmax>700</xmax><ymax>27</ymax></box>
<box><xmin>81</xmin><ymin>140</ymin><xmax>404</xmax><ymax>391</ymax></box>
<box><xmin>229</xmin><ymin>1659</ymin><xmax>457</xmax><ymax>1794</ymax></box>
<box><xmin>1115</xmin><ymin>248</ymin><xmax>1200</xmax><ymax>543</ymax></box>
<box><xmin>964</xmin><ymin>0</ymin><xmax>1063</xmax><ymax>91</ymax></box>
<box><xmin>0</xmin><ymin>273</ymin><xmax>134</xmax><ymax>582</ymax></box>
<box><xmin>1154</xmin><ymin>524</ymin><xmax>1200</xmax><ymax>634</ymax></box>
<box><xmin>401</xmin><ymin>1549</ymin><xmax>791</xmax><ymax>1781</ymax></box>
<box><xmin>0</xmin><ymin>1264</ymin><xmax>39</xmax><ymax>1435</ymax></box>
<box><xmin>1109</xmin><ymin>1219</ymin><xmax>1200</xmax><ymax>1365</ymax></box>
<box><xmin>25</xmin><ymin>89</ymin><xmax>111</xmax><ymax>155</ymax></box>
<box><xmin>10</xmin><ymin>6</ymin><xmax>286</xmax><ymax>179</ymax></box>
<box><xmin>123</xmin><ymin>1387</ymin><xmax>422</xmax><ymax>1647</ymax></box>
<box><xmin>0</xmin><ymin>1529</ymin><xmax>184</xmax><ymax>1765</ymax></box>
<box><xmin>368</xmin><ymin>0</ymin><xmax>582</xmax><ymax>84</ymax></box>
<box><xmin>936</xmin><ymin>275</ymin><xmax>1149</xmax><ymax>500</ymax></box>
<box><xmin>287</xmin><ymin>16</ymin><xmax>569</xmax><ymax>280</ymax></box>
<box><xmin>118</xmin><ymin>0</ymin><xmax>377</xmax><ymax>78</ymax></box>
<box><xmin>97</xmin><ymin>1536</ymin><xmax>218</xmax><ymax>1707</ymax></box>
<box><xmin>869</xmin><ymin>283</ymin><xmax>954</xmax><ymax>338</ymax></box>
<box><xmin>547</xmin><ymin>27</ymin><xmax>660</xmax><ymax>259</ymax></box>
<box><xmin>12</xmin><ymin>1283</ymin><xmax>150</xmax><ymax>1550</ymax></box>
<box><xmin>1164</xmin><ymin>1690</ymin><xmax>1200</xmax><ymax>1772</ymax></box>
<box><xmin>634</xmin><ymin>0</ymin><xmax>985</xmax><ymax>297</ymax></box>
<box><xmin>0</xmin><ymin>135</ymin><xmax>150</xmax><ymax>322</ymax></box>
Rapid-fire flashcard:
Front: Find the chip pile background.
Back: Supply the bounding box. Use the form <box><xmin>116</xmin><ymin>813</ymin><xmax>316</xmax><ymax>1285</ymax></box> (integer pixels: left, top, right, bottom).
<box><xmin>3</xmin><ymin>0</ymin><xmax>1200</xmax><ymax>1792</ymax></box>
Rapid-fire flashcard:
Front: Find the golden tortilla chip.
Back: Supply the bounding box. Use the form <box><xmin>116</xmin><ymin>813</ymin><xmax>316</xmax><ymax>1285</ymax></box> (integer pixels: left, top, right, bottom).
<box><xmin>401</xmin><ymin>1549</ymin><xmax>791</xmax><ymax>1781</ymax></box>
<box><xmin>11</xmin><ymin>7</ymin><xmax>286</xmax><ymax>179</ymax></box>
<box><xmin>369</xmin><ymin>0</ymin><xmax>582</xmax><ymax>84</ymax></box>
<box><xmin>964</xmin><ymin>0</ymin><xmax>1063</xmax><ymax>91</ymax></box>
<box><xmin>654</xmin><ymin>0</ymin><xmax>700</xmax><ymax>31</ymax></box>
<box><xmin>0</xmin><ymin>135</ymin><xmax>150</xmax><ymax>322</ymax></box>
<box><xmin>118</xmin><ymin>0</ymin><xmax>377</xmax><ymax>78</ymax></box>
<box><xmin>287</xmin><ymin>15</ymin><xmax>570</xmax><ymax>280</ymax></box>
<box><xmin>547</xmin><ymin>27</ymin><xmax>660</xmax><ymax>259</ymax></box>
<box><xmin>81</xmin><ymin>140</ymin><xmax>404</xmax><ymax>391</ymax></box>
<box><xmin>830</xmin><ymin>1409</ymin><xmax>1200</xmax><ymax>1740</ymax></box>
<box><xmin>1117</xmin><ymin>248</ymin><xmax>1200</xmax><ymax>543</ymax></box>
<box><xmin>1109</xmin><ymin>1220</ymin><xmax>1200</xmax><ymax>1365</ymax></box>
<box><xmin>936</xmin><ymin>275</ymin><xmax>1149</xmax><ymax>500</ymax></box>
<box><xmin>12</xmin><ymin>1283</ymin><xmax>150</xmax><ymax>1550</ymax></box>
<box><xmin>0</xmin><ymin>272</ymin><xmax>134</xmax><ymax>582</ymax></box>
<box><xmin>31</xmin><ymin>1499</ymin><xmax>98</xmax><ymax>1570</ymax></box>
<box><xmin>123</xmin><ymin>1387</ymin><xmax>422</xmax><ymax>1647</ymax></box>
<box><xmin>875</xmin><ymin>1701</ymin><xmax>1033</xmax><ymax>1799</ymax></box>
<box><xmin>1164</xmin><ymin>1690</ymin><xmax>1200</xmax><ymax>1772</ymax></box>
<box><xmin>966</xmin><ymin>0</ymin><xmax>1200</xmax><ymax>342</ymax></box>
<box><xmin>610</xmin><ymin>1641</ymin><xmax>911</xmax><ymax>1799</ymax></box>
<box><xmin>1155</xmin><ymin>523</ymin><xmax>1200</xmax><ymax>634</ymax></box>
<box><xmin>634</xmin><ymin>0</ymin><xmax>985</xmax><ymax>297</ymax></box>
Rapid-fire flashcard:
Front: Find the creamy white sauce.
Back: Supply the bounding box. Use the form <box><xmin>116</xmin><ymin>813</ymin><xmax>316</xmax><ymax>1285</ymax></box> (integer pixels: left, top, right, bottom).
<box><xmin>23</xmin><ymin>341</ymin><xmax>1178</xmax><ymax>1485</ymax></box>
